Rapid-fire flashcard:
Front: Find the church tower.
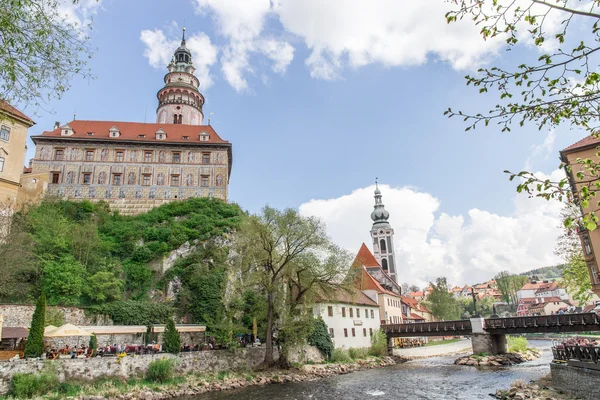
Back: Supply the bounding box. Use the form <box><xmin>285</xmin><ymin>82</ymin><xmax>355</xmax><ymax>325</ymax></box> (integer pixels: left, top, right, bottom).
<box><xmin>156</xmin><ymin>28</ymin><xmax>205</xmax><ymax>125</ymax></box>
<box><xmin>370</xmin><ymin>183</ymin><xmax>398</xmax><ymax>283</ymax></box>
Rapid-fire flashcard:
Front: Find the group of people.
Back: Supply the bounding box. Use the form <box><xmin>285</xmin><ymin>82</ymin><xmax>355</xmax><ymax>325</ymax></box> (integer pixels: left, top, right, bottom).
<box><xmin>556</xmin><ymin>337</ymin><xmax>600</xmax><ymax>348</ymax></box>
<box><xmin>44</xmin><ymin>344</ymin><xmax>92</xmax><ymax>359</ymax></box>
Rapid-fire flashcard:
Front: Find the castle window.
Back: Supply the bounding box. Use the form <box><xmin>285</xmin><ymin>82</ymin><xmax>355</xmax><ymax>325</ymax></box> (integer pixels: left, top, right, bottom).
<box><xmin>382</xmin><ymin>258</ymin><xmax>388</xmax><ymax>271</ymax></box>
<box><xmin>112</xmin><ymin>174</ymin><xmax>122</xmax><ymax>185</ymax></box>
<box><xmin>85</xmin><ymin>150</ymin><xmax>94</xmax><ymax>161</ymax></box>
<box><xmin>380</xmin><ymin>239</ymin><xmax>387</xmax><ymax>253</ymax></box>
<box><xmin>178</xmin><ymin>115</ymin><xmax>182</xmax><ymax>124</ymax></box>
<box><xmin>54</xmin><ymin>149</ymin><xmax>64</xmax><ymax>160</ymax></box>
<box><xmin>170</xmin><ymin>175</ymin><xmax>180</xmax><ymax>186</ymax></box>
<box><xmin>0</xmin><ymin>157</ymin><xmax>3</xmax><ymax>172</ymax></box>
<box><xmin>142</xmin><ymin>174</ymin><xmax>151</xmax><ymax>186</ymax></box>
<box><xmin>202</xmin><ymin>152</ymin><xmax>210</xmax><ymax>164</ymax></box>
<box><xmin>356</xmin><ymin>308</ymin><xmax>360</xmax><ymax>318</ymax></box>
<box><xmin>116</xmin><ymin>151</ymin><xmax>124</xmax><ymax>162</ymax></box>
<box><xmin>363</xmin><ymin>328</ymin><xmax>367</xmax><ymax>337</ymax></box>
<box><xmin>200</xmin><ymin>134</ymin><xmax>209</xmax><ymax>142</ymax></box>
<box><xmin>341</xmin><ymin>307</ymin><xmax>346</xmax><ymax>318</ymax></box>
<box><xmin>344</xmin><ymin>329</ymin><xmax>348</xmax><ymax>337</ymax></box>
<box><xmin>51</xmin><ymin>172</ymin><xmax>60</xmax><ymax>184</ymax></box>
<box><xmin>201</xmin><ymin>175</ymin><xmax>209</xmax><ymax>187</ymax></box>
<box><xmin>172</xmin><ymin>152</ymin><xmax>181</xmax><ymax>163</ymax></box>
<box><xmin>82</xmin><ymin>173</ymin><xmax>91</xmax><ymax>184</ymax></box>
<box><xmin>351</xmin><ymin>328</ymin><xmax>355</xmax><ymax>337</ymax></box>
<box><xmin>349</xmin><ymin>308</ymin><xmax>353</xmax><ymax>318</ymax></box>
<box><xmin>0</xmin><ymin>126</ymin><xmax>9</xmax><ymax>141</ymax></box>
<box><xmin>144</xmin><ymin>151</ymin><xmax>153</xmax><ymax>162</ymax></box>
<box><xmin>371</xmin><ymin>310</ymin><xmax>374</xmax><ymax>318</ymax></box>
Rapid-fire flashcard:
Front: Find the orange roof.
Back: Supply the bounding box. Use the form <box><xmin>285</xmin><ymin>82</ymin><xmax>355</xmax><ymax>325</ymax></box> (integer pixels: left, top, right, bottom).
<box><xmin>353</xmin><ymin>243</ymin><xmax>380</xmax><ymax>268</ymax></box>
<box><xmin>357</xmin><ymin>267</ymin><xmax>399</xmax><ymax>298</ymax></box>
<box><xmin>535</xmin><ymin>282</ymin><xmax>559</xmax><ymax>293</ymax></box>
<box><xmin>562</xmin><ymin>135</ymin><xmax>600</xmax><ymax>153</ymax></box>
<box><xmin>410</xmin><ymin>291</ymin><xmax>424</xmax><ymax>297</ymax></box>
<box><xmin>32</xmin><ymin>120</ymin><xmax>229</xmax><ymax>145</ymax></box>
<box><xmin>519</xmin><ymin>281</ymin><xmax>551</xmax><ymax>291</ymax></box>
<box><xmin>410</xmin><ymin>313</ymin><xmax>425</xmax><ymax>320</ymax></box>
<box><xmin>0</xmin><ymin>101</ymin><xmax>34</xmax><ymax>126</ymax></box>
<box><xmin>316</xmin><ymin>287</ymin><xmax>379</xmax><ymax>307</ymax></box>
<box><xmin>400</xmin><ymin>295</ymin><xmax>418</xmax><ymax>308</ymax></box>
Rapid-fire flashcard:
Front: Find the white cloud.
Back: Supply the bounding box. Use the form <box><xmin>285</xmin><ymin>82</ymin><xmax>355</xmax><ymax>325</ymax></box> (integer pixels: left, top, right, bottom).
<box><xmin>524</xmin><ymin>129</ymin><xmax>557</xmax><ymax>170</ymax></box>
<box><xmin>56</xmin><ymin>0</ymin><xmax>103</xmax><ymax>36</ymax></box>
<box><xmin>299</xmin><ymin>181</ymin><xmax>565</xmax><ymax>288</ymax></box>
<box><xmin>140</xmin><ymin>28</ymin><xmax>218</xmax><ymax>90</ymax></box>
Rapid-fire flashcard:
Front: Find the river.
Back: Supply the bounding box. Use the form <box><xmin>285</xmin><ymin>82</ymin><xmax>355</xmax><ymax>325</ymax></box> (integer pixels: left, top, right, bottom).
<box><xmin>191</xmin><ymin>340</ymin><xmax>554</xmax><ymax>400</ymax></box>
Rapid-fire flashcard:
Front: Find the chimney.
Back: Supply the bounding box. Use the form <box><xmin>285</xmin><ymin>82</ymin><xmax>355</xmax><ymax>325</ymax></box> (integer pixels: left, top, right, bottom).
<box><xmin>54</xmin><ymin>121</ymin><xmax>60</xmax><ymax>130</ymax></box>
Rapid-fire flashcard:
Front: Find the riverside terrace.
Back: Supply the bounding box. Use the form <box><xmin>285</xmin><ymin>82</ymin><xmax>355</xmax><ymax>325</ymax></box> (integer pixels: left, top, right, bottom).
<box><xmin>383</xmin><ymin>313</ymin><xmax>600</xmax><ymax>355</ymax></box>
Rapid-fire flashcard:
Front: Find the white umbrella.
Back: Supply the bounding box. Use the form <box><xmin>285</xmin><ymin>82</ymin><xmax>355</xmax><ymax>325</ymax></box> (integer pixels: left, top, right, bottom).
<box><xmin>45</xmin><ymin>324</ymin><xmax>92</xmax><ymax>337</ymax></box>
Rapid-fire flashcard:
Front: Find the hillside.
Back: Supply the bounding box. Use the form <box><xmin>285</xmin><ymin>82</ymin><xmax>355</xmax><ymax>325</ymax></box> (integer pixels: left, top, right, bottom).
<box><xmin>0</xmin><ymin>198</ymin><xmax>244</xmax><ymax>325</ymax></box>
<box><xmin>518</xmin><ymin>265</ymin><xmax>564</xmax><ymax>281</ymax></box>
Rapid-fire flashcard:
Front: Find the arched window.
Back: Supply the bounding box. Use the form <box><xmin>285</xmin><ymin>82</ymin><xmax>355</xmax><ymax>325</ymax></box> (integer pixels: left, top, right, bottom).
<box><xmin>178</xmin><ymin>114</ymin><xmax>182</xmax><ymax>124</ymax></box>
<box><xmin>173</xmin><ymin>114</ymin><xmax>178</xmax><ymax>124</ymax></box>
<box><xmin>382</xmin><ymin>258</ymin><xmax>388</xmax><ymax>271</ymax></box>
<box><xmin>380</xmin><ymin>239</ymin><xmax>387</xmax><ymax>253</ymax></box>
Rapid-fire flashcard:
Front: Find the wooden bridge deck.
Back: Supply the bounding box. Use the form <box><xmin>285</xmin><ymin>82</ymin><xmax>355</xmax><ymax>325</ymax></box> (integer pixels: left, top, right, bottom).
<box><xmin>382</xmin><ymin>313</ymin><xmax>600</xmax><ymax>338</ymax></box>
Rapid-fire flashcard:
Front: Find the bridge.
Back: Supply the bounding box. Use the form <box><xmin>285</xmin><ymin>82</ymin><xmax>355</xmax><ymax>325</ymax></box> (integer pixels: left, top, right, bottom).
<box><xmin>382</xmin><ymin>313</ymin><xmax>600</xmax><ymax>355</ymax></box>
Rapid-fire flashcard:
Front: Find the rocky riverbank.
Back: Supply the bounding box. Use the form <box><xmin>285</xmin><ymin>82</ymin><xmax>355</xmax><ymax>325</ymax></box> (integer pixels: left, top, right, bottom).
<box><xmin>455</xmin><ymin>349</ymin><xmax>541</xmax><ymax>367</ymax></box>
<box><xmin>68</xmin><ymin>357</ymin><xmax>398</xmax><ymax>400</ymax></box>
<box><xmin>493</xmin><ymin>376</ymin><xmax>574</xmax><ymax>400</ymax></box>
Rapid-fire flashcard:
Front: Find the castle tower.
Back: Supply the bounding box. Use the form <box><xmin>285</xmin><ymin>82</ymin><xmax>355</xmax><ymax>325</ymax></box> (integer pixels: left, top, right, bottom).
<box><xmin>156</xmin><ymin>28</ymin><xmax>205</xmax><ymax>125</ymax></box>
<box><xmin>370</xmin><ymin>183</ymin><xmax>398</xmax><ymax>283</ymax></box>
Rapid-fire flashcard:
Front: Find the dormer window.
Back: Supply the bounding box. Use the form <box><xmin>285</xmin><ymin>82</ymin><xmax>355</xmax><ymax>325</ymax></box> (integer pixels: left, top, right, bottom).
<box><xmin>60</xmin><ymin>124</ymin><xmax>74</xmax><ymax>136</ymax></box>
<box><xmin>109</xmin><ymin>125</ymin><xmax>120</xmax><ymax>138</ymax></box>
<box><xmin>138</xmin><ymin>134</ymin><xmax>146</xmax><ymax>138</ymax></box>
<box><xmin>199</xmin><ymin>132</ymin><xmax>210</xmax><ymax>142</ymax></box>
<box><xmin>86</xmin><ymin>132</ymin><xmax>94</xmax><ymax>136</ymax></box>
<box><xmin>155</xmin><ymin>128</ymin><xmax>166</xmax><ymax>140</ymax></box>
<box><xmin>182</xmin><ymin>136</ymin><xmax>189</xmax><ymax>140</ymax></box>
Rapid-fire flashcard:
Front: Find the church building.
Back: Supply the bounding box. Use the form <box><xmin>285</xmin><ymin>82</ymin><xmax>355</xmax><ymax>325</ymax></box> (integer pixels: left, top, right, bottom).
<box><xmin>370</xmin><ymin>184</ymin><xmax>398</xmax><ymax>283</ymax></box>
<box><xmin>20</xmin><ymin>29</ymin><xmax>232</xmax><ymax>215</ymax></box>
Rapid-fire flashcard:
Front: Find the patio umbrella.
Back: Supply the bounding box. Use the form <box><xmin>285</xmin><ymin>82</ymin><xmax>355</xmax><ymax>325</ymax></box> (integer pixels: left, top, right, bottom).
<box><xmin>44</xmin><ymin>325</ymin><xmax>58</xmax><ymax>336</ymax></box>
<box><xmin>45</xmin><ymin>324</ymin><xmax>92</xmax><ymax>337</ymax></box>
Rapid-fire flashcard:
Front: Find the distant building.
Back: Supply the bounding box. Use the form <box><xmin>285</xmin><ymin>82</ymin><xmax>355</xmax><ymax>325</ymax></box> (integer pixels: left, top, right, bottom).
<box><xmin>313</xmin><ymin>288</ymin><xmax>380</xmax><ymax>349</ymax></box>
<box><xmin>527</xmin><ymin>297</ymin><xmax>570</xmax><ymax>316</ymax></box>
<box><xmin>400</xmin><ymin>295</ymin><xmax>435</xmax><ymax>322</ymax></box>
<box><xmin>561</xmin><ymin>136</ymin><xmax>600</xmax><ymax>296</ymax></box>
<box><xmin>19</xmin><ymin>30</ymin><xmax>232</xmax><ymax>215</ymax></box>
<box><xmin>0</xmin><ymin>101</ymin><xmax>34</xmax><ymax>205</ymax></box>
<box><xmin>369</xmin><ymin>184</ymin><xmax>398</xmax><ymax>283</ymax></box>
<box><xmin>517</xmin><ymin>281</ymin><xmax>567</xmax><ymax>302</ymax></box>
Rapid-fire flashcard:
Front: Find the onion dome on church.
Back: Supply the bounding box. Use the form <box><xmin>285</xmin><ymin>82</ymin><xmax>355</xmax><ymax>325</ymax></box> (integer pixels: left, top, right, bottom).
<box><xmin>371</xmin><ymin>184</ymin><xmax>391</xmax><ymax>229</ymax></box>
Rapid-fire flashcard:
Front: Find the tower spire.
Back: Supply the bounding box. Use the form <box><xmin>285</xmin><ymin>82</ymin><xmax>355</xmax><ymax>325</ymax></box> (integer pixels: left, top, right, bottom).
<box><xmin>181</xmin><ymin>27</ymin><xmax>186</xmax><ymax>45</ymax></box>
<box><xmin>369</xmin><ymin>183</ymin><xmax>398</xmax><ymax>283</ymax></box>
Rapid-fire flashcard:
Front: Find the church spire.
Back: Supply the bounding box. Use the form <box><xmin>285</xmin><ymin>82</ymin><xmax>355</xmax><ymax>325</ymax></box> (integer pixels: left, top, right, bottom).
<box><xmin>181</xmin><ymin>27</ymin><xmax>186</xmax><ymax>45</ymax></box>
<box><xmin>369</xmin><ymin>182</ymin><xmax>398</xmax><ymax>283</ymax></box>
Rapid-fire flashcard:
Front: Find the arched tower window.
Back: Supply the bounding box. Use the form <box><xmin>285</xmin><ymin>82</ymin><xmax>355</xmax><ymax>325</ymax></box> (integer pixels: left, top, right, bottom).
<box><xmin>380</xmin><ymin>239</ymin><xmax>387</xmax><ymax>253</ymax></box>
<box><xmin>178</xmin><ymin>114</ymin><xmax>183</xmax><ymax>124</ymax></box>
<box><xmin>382</xmin><ymin>258</ymin><xmax>388</xmax><ymax>271</ymax></box>
<box><xmin>173</xmin><ymin>114</ymin><xmax>178</xmax><ymax>124</ymax></box>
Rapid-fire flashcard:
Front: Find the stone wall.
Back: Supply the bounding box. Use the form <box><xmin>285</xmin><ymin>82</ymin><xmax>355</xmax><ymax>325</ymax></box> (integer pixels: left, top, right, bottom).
<box><xmin>551</xmin><ymin>362</ymin><xmax>600</xmax><ymax>400</ymax></box>
<box><xmin>471</xmin><ymin>333</ymin><xmax>507</xmax><ymax>355</ymax></box>
<box><xmin>0</xmin><ymin>347</ymin><xmax>275</xmax><ymax>394</ymax></box>
<box><xmin>0</xmin><ymin>304</ymin><xmax>102</xmax><ymax>328</ymax></box>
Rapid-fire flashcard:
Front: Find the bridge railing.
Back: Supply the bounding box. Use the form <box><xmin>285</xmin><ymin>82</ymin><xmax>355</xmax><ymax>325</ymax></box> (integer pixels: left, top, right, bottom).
<box><xmin>485</xmin><ymin>313</ymin><xmax>600</xmax><ymax>330</ymax></box>
<box><xmin>383</xmin><ymin>319</ymin><xmax>472</xmax><ymax>334</ymax></box>
<box><xmin>553</xmin><ymin>344</ymin><xmax>600</xmax><ymax>364</ymax></box>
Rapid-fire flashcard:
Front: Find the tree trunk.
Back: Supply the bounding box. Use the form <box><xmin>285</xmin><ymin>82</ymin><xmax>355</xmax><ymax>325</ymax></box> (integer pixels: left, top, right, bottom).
<box><xmin>264</xmin><ymin>291</ymin><xmax>274</xmax><ymax>364</ymax></box>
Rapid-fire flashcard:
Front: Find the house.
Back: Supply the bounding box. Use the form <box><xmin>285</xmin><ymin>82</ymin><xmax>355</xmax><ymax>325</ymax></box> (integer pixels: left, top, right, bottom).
<box><xmin>400</xmin><ymin>295</ymin><xmax>436</xmax><ymax>322</ymax></box>
<box><xmin>314</xmin><ymin>288</ymin><xmax>381</xmax><ymax>349</ymax></box>
<box><xmin>517</xmin><ymin>298</ymin><xmax>538</xmax><ymax>317</ymax></box>
<box><xmin>517</xmin><ymin>281</ymin><xmax>567</xmax><ymax>301</ymax></box>
<box><xmin>528</xmin><ymin>297</ymin><xmax>570</xmax><ymax>316</ymax></box>
<box><xmin>410</xmin><ymin>291</ymin><xmax>425</xmax><ymax>301</ymax></box>
<box><xmin>355</xmin><ymin>266</ymin><xmax>404</xmax><ymax>325</ymax></box>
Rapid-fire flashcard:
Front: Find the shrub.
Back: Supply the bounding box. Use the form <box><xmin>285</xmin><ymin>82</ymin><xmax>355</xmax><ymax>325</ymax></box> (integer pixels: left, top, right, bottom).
<box><xmin>369</xmin><ymin>329</ymin><xmax>388</xmax><ymax>357</ymax></box>
<box><xmin>330</xmin><ymin>348</ymin><xmax>352</xmax><ymax>363</ymax></box>
<box><xmin>508</xmin><ymin>336</ymin><xmax>528</xmax><ymax>353</ymax></box>
<box><xmin>146</xmin><ymin>359</ymin><xmax>175</xmax><ymax>383</ymax></box>
<box><xmin>11</xmin><ymin>372</ymin><xmax>58</xmax><ymax>398</ymax></box>
<box><xmin>349</xmin><ymin>347</ymin><xmax>369</xmax><ymax>360</ymax></box>
<box><xmin>163</xmin><ymin>317</ymin><xmax>181</xmax><ymax>354</ymax></box>
<box><xmin>89</xmin><ymin>334</ymin><xmax>98</xmax><ymax>356</ymax></box>
<box><xmin>307</xmin><ymin>316</ymin><xmax>334</xmax><ymax>359</ymax></box>
<box><xmin>24</xmin><ymin>293</ymin><xmax>46</xmax><ymax>358</ymax></box>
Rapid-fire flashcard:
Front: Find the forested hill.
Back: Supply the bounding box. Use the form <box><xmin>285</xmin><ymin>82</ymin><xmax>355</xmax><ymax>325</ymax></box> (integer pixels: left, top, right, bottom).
<box><xmin>0</xmin><ymin>198</ymin><xmax>244</xmax><ymax>325</ymax></box>
<box><xmin>518</xmin><ymin>265</ymin><xmax>564</xmax><ymax>281</ymax></box>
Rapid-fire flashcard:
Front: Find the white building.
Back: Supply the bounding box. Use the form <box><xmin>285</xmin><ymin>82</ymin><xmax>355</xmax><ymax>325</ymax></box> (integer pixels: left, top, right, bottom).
<box><xmin>517</xmin><ymin>281</ymin><xmax>568</xmax><ymax>302</ymax></box>
<box><xmin>314</xmin><ymin>289</ymin><xmax>381</xmax><ymax>349</ymax></box>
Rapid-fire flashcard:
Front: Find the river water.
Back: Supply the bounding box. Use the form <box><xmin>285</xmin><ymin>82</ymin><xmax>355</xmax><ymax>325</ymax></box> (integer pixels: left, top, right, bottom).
<box><xmin>192</xmin><ymin>341</ymin><xmax>554</xmax><ymax>400</ymax></box>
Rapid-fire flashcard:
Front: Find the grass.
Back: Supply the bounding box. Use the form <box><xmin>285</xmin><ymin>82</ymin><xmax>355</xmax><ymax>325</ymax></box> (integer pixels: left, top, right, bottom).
<box><xmin>508</xmin><ymin>336</ymin><xmax>529</xmax><ymax>353</ymax></box>
<box><xmin>330</xmin><ymin>348</ymin><xmax>352</xmax><ymax>363</ymax></box>
<box><xmin>425</xmin><ymin>339</ymin><xmax>460</xmax><ymax>347</ymax></box>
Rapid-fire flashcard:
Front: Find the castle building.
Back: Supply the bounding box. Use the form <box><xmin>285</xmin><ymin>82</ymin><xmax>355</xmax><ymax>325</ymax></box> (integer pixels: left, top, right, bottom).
<box><xmin>370</xmin><ymin>184</ymin><xmax>398</xmax><ymax>283</ymax></box>
<box><xmin>20</xmin><ymin>29</ymin><xmax>231</xmax><ymax>215</ymax></box>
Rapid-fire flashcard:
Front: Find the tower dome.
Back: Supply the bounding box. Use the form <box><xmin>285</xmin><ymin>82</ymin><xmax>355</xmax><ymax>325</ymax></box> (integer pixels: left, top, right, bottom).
<box><xmin>371</xmin><ymin>184</ymin><xmax>390</xmax><ymax>228</ymax></box>
<box><xmin>156</xmin><ymin>28</ymin><xmax>204</xmax><ymax>125</ymax></box>
<box><xmin>369</xmin><ymin>182</ymin><xmax>398</xmax><ymax>283</ymax></box>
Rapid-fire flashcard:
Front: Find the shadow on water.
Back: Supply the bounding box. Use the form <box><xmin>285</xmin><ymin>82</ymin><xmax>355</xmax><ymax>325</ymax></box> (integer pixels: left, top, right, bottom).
<box><xmin>188</xmin><ymin>341</ymin><xmax>554</xmax><ymax>400</ymax></box>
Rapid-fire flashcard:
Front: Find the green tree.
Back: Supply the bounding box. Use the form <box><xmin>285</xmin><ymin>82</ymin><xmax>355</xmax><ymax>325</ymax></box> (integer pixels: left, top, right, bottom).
<box><xmin>42</xmin><ymin>255</ymin><xmax>85</xmax><ymax>305</ymax></box>
<box><xmin>24</xmin><ymin>293</ymin><xmax>46</xmax><ymax>358</ymax></box>
<box><xmin>89</xmin><ymin>334</ymin><xmax>97</xmax><ymax>357</ymax></box>
<box><xmin>162</xmin><ymin>318</ymin><xmax>181</xmax><ymax>354</ymax></box>
<box><xmin>427</xmin><ymin>277</ymin><xmax>461</xmax><ymax>320</ymax></box>
<box><xmin>84</xmin><ymin>271</ymin><xmax>123</xmax><ymax>304</ymax></box>
<box><xmin>234</xmin><ymin>206</ymin><xmax>348</xmax><ymax>364</ymax></box>
<box><xmin>307</xmin><ymin>316</ymin><xmax>334</xmax><ymax>359</ymax></box>
<box><xmin>445</xmin><ymin>1</ymin><xmax>600</xmax><ymax>229</ymax></box>
<box><xmin>0</xmin><ymin>0</ymin><xmax>94</xmax><ymax>107</ymax></box>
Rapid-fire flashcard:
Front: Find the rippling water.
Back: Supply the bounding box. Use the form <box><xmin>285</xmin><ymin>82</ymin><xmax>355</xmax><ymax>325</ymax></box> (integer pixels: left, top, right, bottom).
<box><xmin>191</xmin><ymin>340</ymin><xmax>553</xmax><ymax>400</ymax></box>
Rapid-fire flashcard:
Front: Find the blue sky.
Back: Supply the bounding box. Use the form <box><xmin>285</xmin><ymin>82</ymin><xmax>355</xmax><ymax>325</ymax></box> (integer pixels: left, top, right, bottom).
<box><xmin>19</xmin><ymin>0</ymin><xmax>588</xmax><ymax>285</ymax></box>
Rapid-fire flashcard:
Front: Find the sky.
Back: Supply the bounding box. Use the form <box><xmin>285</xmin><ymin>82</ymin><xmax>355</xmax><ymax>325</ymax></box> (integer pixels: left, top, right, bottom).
<box><xmin>17</xmin><ymin>0</ymin><xmax>592</xmax><ymax>288</ymax></box>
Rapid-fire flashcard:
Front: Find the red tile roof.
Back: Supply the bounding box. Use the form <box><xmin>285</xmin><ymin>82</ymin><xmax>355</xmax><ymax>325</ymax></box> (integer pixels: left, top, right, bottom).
<box><xmin>0</xmin><ymin>101</ymin><xmax>34</xmax><ymax>125</ymax></box>
<box><xmin>353</xmin><ymin>243</ymin><xmax>380</xmax><ymax>267</ymax></box>
<box><xmin>410</xmin><ymin>313</ymin><xmax>425</xmax><ymax>320</ymax></box>
<box><xmin>23</xmin><ymin>166</ymin><xmax>32</xmax><ymax>174</ymax></box>
<box><xmin>535</xmin><ymin>283</ymin><xmax>559</xmax><ymax>294</ymax></box>
<box><xmin>528</xmin><ymin>297</ymin><xmax>565</xmax><ymax>309</ymax></box>
<box><xmin>357</xmin><ymin>267</ymin><xmax>399</xmax><ymax>298</ymax></box>
<box><xmin>562</xmin><ymin>135</ymin><xmax>600</xmax><ymax>153</ymax></box>
<box><xmin>316</xmin><ymin>287</ymin><xmax>379</xmax><ymax>307</ymax></box>
<box><xmin>410</xmin><ymin>291</ymin><xmax>424</xmax><ymax>297</ymax></box>
<box><xmin>32</xmin><ymin>120</ymin><xmax>229</xmax><ymax>145</ymax></box>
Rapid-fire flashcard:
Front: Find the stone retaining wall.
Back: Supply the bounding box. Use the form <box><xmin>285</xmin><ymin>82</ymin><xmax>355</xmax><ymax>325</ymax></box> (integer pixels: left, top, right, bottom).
<box><xmin>0</xmin><ymin>304</ymin><xmax>102</xmax><ymax>328</ymax></box>
<box><xmin>0</xmin><ymin>347</ymin><xmax>274</xmax><ymax>394</ymax></box>
<box><xmin>551</xmin><ymin>362</ymin><xmax>600</xmax><ymax>400</ymax></box>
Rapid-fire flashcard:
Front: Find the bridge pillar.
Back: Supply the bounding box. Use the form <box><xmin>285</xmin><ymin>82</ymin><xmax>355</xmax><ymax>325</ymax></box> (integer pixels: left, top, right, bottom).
<box><xmin>470</xmin><ymin>317</ymin><xmax>507</xmax><ymax>355</ymax></box>
<box><xmin>387</xmin><ymin>336</ymin><xmax>394</xmax><ymax>356</ymax></box>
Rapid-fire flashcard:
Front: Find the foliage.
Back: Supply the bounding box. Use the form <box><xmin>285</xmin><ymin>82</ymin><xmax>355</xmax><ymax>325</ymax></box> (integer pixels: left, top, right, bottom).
<box><xmin>24</xmin><ymin>293</ymin><xmax>45</xmax><ymax>358</ymax></box>
<box><xmin>330</xmin><ymin>348</ymin><xmax>352</xmax><ymax>363</ymax></box>
<box><xmin>369</xmin><ymin>329</ymin><xmax>388</xmax><ymax>357</ymax></box>
<box><xmin>519</xmin><ymin>265</ymin><xmax>564</xmax><ymax>281</ymax></box>
<box><xmin>458</xmin><ymin>295</ymin><xmax>495</xmax><ymax>318</ymax></box>
<box><xmin>10</xmin><ymin>372</ymin><xmax>58</xmax><ymax>398</ymax></box>
<box><xmin>89</xmin><ymin>334</ymin><xmax>98</xmax><ymax>357</ymax></box>
<box><xmin>85</xmin><ymin>271</ymin><xmax>124</xmax><ymax>304</ymax></box>
<box><xmin>45</xmin><ymin>307</ymin><xmax>65</xmax><ymax>327</ymax></box>
<box><xmin>495</xmin><ymin>271</ymin><xmax>528</xmax><ymax>305</ymax></box>
<box><xmin>445</xmin><ymin>1</ymin><xmax>600</xmax><ymax>228</ymax></box>
<box><xmin>307</xmin><ymin>316</ymin><xmax>334</xmax><ymax>359</ymax></box>
<box><xmin>428</xmin><ymin>277</ymin><xmax>461</xmax><ymax>320</ymax></box>
<box><xmin>86</xmin><ymin>301</ymin><xmax>174</xmax><ymax>325</ymax></box>
<box><xmin>508</xmin><ymin>336</ymin><xmax>529</xmax><ymax>353</ymax></box>
<box><xmin>43</xmin><ymin>255</ymin><xmax>85</xmax><ymax>305</ymax></box>
<box><xmin>234</xmin><ymin>206</ymin><xmax>352</xmax><ymax>365</ymax></box>
<box><xmin>163</xmin><ymin>318</ymin><xmax>181</xmax><ymax>354</ymax></box>
<box><xmin>146</xmin><ymin>359</ymin><xmax>175</xmax><ymax>383</ymax></box>
<box><xmin>348</xmin><ymin>347</ymin><xmax>369</xmax><ymax>360</ymax></box>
